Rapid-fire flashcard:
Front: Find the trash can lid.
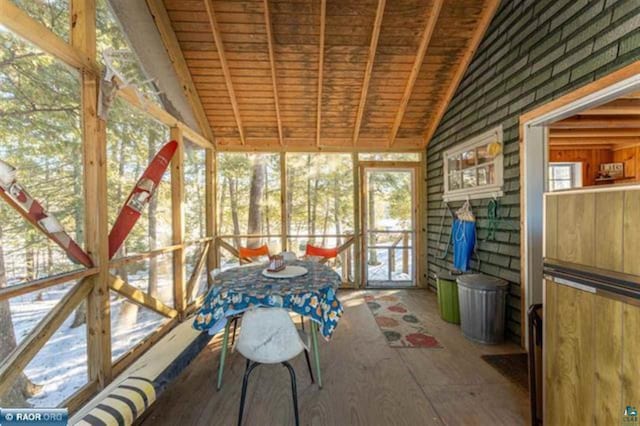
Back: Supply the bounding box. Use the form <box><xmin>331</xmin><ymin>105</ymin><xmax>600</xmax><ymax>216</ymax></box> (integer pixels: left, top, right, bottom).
<box><xmin>456</xmin><ymin>273</ymin><xmax>508</xmax><ymax>290</ymax></box>
<box><xmin>436</xmin><ymin>271</ymin><xmax>460</xmax><ymax>281</ymax></box>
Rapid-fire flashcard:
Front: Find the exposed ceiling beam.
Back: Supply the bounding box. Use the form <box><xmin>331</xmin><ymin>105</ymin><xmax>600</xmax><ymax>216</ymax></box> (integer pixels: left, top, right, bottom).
<box><xmin>549</xmin><ymin>137</ymin><xmax>640</xmax><ymax>145</ymax></box>
<box><xmin>551</xmin><ymin>115</ymin><xmax>640</xmax><ymax>129</ymax></box>
<box><xmin>422</xmin><ymin>0</ymin><xmax>500</xmax><ymax>146</ymax></box>
<box><xmin>204</xmin><ymin>0</ymin><xmax>245</xmax><ymax>145</ymax></box>
<box><xmin>316</xmin><ymin>0</ymin><xmax>327</xmax><ymax>146</ymax></box>
<box><xmin>550</xmin><ymin>144</ymin><xmax>615</xmax><ymax>149</ymax></box>
<box><xmin>263</xmin><ymin>0</ymin><xmax>283</xmax><ymax>146</ymax></box>
<box><xmin>577</xmin><ymin>99</ymin><xmax>640</xmax><ymax>115</ymax></box>
<box><xmin>352</xmin><ymin>0</ymin><xmax>386</xmax><ymax>146</ymax></box>
<box><xmin>549</xmin><ymin>128</ymin><xmax>640</xmax><ymax>138</ymax></box>
<box><xmin>389</xmin><ymin>0</ymin><xmax>442</xmax><ymax>147</ymax></box>
<box><xmin>146</xmin><ymin>0</ymin><xmax>214</xmax><ymax>143</ymax></box>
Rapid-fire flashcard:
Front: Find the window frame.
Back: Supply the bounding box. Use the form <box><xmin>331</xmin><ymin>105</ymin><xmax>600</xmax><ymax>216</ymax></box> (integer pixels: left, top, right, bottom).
<box><xmin>548</xmin><ymin>162</ymin><xmax>583</xmax><ymax>192</ymax></box>
<box><xmin>443</xmin><ymin>126</ymin><xmax>504</xmax><ymax>202</ymax></box>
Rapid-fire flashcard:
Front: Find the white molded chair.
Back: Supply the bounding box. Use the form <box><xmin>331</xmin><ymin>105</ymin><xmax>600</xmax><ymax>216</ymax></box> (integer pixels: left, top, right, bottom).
<box><xmin>235</xmin><ymin>308</ymin><xmax>314</xmax><ymax>426</ymax></box>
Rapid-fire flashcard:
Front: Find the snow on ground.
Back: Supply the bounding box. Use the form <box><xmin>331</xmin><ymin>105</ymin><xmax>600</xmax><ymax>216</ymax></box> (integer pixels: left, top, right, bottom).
<box><xmin>7</xmin><ymin>270</ymin><xmax>178</xmax><ymax>408</ymax></box>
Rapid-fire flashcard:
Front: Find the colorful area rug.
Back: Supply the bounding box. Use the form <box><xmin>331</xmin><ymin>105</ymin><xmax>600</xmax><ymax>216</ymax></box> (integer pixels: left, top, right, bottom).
<box><xmin>365</xmin><ymin>294</ymin><xmax>442</xmax><ymax>348</ymax></box>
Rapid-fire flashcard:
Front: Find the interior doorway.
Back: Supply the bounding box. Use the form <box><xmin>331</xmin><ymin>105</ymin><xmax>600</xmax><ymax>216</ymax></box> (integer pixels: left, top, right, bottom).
<box><xmin>361</xmin><ymin>165</ymin><xmax>417</xmax><ymax>287</ymax></box>
<box><xmin>520</xmin><ymin>64</ymin><xmax>640</xmax><ymax>346</ymax></box>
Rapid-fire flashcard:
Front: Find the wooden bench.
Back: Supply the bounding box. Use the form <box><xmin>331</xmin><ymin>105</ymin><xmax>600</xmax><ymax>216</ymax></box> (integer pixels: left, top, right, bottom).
<box><xmin>70</xmin><ymin>319</ymin><xmax>212</xmax><ymax>426</ymax></box>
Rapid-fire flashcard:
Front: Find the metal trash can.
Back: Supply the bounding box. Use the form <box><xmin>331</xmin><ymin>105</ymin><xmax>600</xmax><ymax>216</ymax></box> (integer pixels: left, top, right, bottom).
<box><xmin>457</xmin><ymin>274</ymin><xmax>508</xmax><ymax>344</ymax></box>
<box><xmin>436</xmin><ymin>272</ymin><xmax>460</xmax><ymax>324</ymax></box>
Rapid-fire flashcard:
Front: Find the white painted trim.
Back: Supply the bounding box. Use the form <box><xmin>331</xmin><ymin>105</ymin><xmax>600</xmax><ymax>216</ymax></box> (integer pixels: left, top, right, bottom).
<box><xmin>443</xmin><ymin>126</ymin><xmax>504</xmax><ymax>202</ymax></box>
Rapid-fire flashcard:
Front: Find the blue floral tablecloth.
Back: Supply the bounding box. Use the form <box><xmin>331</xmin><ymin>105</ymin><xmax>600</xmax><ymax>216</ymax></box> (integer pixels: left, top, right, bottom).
<box><xmin>193</xmin><ymin>260</ymin><xmax>343</xmax><ymax>339</ymax></box>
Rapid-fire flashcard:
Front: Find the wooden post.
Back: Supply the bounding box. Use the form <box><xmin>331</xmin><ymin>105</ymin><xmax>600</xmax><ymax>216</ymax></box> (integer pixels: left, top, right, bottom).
<box><xmin>205</xmin><ymin>149</ymin><xmax>216</xmax><ymax>281</ymax></box>
<box><xmin>352</xmin><ymin>153</ymin><xmax>362</xmax><ymax>288</ymax></box>
<box><xmin>402</xmin><ymin>232</ymin><xmax>409</xmax><ymax>275</ymax></box>
<box><xmin>280</xmin><ymin>152</ymin><xmax>287</xmax><ymax>252</ymax></box>
<box><xmin>171</xmin><ymin>127</ymin><xmax>186</xmax><ymax>314</ymax></box>
<box><xmin>72</xmin><ymin>0</ymin><xmax>112</xmax><ymax>387</ymax></box>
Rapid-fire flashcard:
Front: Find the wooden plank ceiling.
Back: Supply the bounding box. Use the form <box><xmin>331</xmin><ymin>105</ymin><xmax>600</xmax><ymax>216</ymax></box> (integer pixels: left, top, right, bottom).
<box><xmin>156</xmin><ymin>0</ymin><xmax>498</xmax><ymax>150</ymax></box>
<box><xmin>549</xmin><ymin>92</ymin><xmax>640</xmax><ymax>149</ymax></box>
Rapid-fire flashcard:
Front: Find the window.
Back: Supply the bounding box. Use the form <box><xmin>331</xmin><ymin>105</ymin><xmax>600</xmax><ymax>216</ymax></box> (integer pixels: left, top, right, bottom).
<box><xmin>548</xmin><ymin>162</ymin><xmax>582</xmax><ymax>191</ymax></box>
<box><xmin>443</xmin><ymin>126</ymin><xmax>504</xmax><ymax>202</ymax></box>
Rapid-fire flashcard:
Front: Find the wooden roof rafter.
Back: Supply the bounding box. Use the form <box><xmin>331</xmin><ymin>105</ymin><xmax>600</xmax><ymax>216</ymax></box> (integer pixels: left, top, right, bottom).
<box><xmin>389</xmin><ymin>0</ymin><xmax>443</xmax><ymax>147</ymax></box>
<box><xmin>146</xmin><ymin>0</ymin><xmax>215</xmax><ymax>143</ymax></box>
<box><xmin>263</xmin><ymin>0</ymin><xmax>283</xmax><ymax>146</ymax></box>
<box><xmin>422</xmin><ymin>0</ymin><xmax>500</xmax><ymax>146</ymax></box>
<box><xmin>352</xmin><ymin>0</ymin><xmax>386</xmax><ymax>146</ymax></box>
<box><xmin>203</xmin><ymin>0</ymin><xmax>246</xmax><ymax>145</ymax></box>
<box><xmin>316</xmin><ymin>0</ymin><xmax>327</xmax><ymax>147</ymax></box>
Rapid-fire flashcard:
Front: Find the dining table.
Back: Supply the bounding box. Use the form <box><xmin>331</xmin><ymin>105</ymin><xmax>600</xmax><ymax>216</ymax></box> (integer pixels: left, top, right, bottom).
<box><xmin>193</xmin><ymin>259</ymin><xmax>344</xmax><ymax>388</ymax></box>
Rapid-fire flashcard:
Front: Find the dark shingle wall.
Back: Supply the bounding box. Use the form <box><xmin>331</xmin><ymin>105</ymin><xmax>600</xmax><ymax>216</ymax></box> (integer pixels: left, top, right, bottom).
<box><xmin>425</xmin><ymin>0</ymin><xmax>640</xmax><ymax>343</ymax></box>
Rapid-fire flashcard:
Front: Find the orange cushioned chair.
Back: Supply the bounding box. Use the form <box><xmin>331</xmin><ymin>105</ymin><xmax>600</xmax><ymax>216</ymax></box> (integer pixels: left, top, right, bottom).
<box><xmin>305</xmin><ymin>243</ymin><xmax>339</xmax><ymax>259</ymax></box>
<box><xmin>238</xmin><ymin>244</ymin><xmax>270</xmax><ymax>263</ymax></box>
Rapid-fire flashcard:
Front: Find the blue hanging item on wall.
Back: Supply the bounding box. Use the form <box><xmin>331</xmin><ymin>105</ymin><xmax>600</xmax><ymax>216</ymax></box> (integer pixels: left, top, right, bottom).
<box><xmin>453</xmin><ymin>219</ymin><xmax>476</xmax><ymax>271</ymax></box>
<box><xmin>452</xmin><ymin>200</ymin><xmax>476</xmax><ymax>272</ymax></box>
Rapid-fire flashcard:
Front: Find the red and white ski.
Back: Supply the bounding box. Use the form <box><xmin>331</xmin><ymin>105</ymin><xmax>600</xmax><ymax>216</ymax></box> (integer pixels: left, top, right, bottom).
<box><xmin>0</xmin><ymin>159</ymin><xmax>94</xmax><ymax>268</ymax></box>
<box><xmin>108</xmin><ymin>140</ymin><xmax>178</xmax><ymax>259</ymax></box>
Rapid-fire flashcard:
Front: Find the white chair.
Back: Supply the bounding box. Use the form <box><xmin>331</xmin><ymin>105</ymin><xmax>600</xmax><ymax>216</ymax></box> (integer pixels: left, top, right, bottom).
<box><xmin>235</xmin><ymin>308</ymin><xmax>314</xmax><ymax>426</ymax></box>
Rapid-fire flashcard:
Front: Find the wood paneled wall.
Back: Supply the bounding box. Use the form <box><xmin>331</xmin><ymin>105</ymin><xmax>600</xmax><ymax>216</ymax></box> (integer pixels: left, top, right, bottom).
<box><xmin>549</xmin><ymin>147</ymin><xmax>612</xmax><ymax>186</ymax></box>
<box><xmin>613</xmin><ymin>145</ymin><xmax>640</xmax><ymax>181</ymax></box>
<box><xmin>544</xmin><ymin>279</ymin><xmax>640</xmax><ymax>425</ymax></box>
<box><xmin>545</xmin><ymin>188</ymin><xmax>640</xmax><ymax>274</ymax></box>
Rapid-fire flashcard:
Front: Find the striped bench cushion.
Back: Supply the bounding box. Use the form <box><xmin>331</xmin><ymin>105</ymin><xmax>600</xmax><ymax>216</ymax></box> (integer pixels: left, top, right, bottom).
<box><xmin>71</xmin><ymin>321</ymin><xmax>212</xmax><ymax>426</ymax></box>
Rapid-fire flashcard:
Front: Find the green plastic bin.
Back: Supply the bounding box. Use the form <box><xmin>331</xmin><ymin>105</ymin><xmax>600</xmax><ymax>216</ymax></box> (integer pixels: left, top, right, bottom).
<box><xmin>436</xmin><ymin>272</ymin><xmax>461</xmax><ymax>324</ymax></box>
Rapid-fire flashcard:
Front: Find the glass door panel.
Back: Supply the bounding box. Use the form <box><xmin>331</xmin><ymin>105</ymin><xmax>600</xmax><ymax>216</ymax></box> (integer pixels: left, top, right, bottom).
<box><xmin>363</xmin><ymin>168</ymin><xmax>416</xmax><ymax>287</ymax></box>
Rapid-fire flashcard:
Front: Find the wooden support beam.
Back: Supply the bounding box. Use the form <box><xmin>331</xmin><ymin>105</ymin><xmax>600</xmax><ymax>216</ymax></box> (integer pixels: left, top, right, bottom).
<box><xmin>353</xmin><ymin>0</ymin><xmax>386</xmax><ymax>146</ymax></box>
<box><xmin>108</xmin><ymin>244</ymin><xmax>182</xmax><ymax>268</ymax></box>
<box><xmin>263</xmin><ymin>0</ymin><xmax>284</xmax><ymax>146</ymax></box>
<box><xmin>109</xmin><ymin>275</ymin><xmax>178</xmax><ymax>319</ymax></box>
<box><xmin>389</xmin><ymin>0</ymin><xmax>444</xmax><ymax>146</ymax></box>
<box><xmin>73</xmin><ymin>0</ymin><xmax>112</xmax><ymax>389</ymax></box>
<box><xmin>316</xmin><ymin>0</ymin><xmax>327</xmax><ymax>147</ymax></box>
<box><xmin>206</xmin><ymin>149</ymin><xmax>217</xmax><ymax>278</ymax></box>
<box><xmin>549</xmin><ymin>137</ymin><xmax>640</xmax><ymax>145</ymax></box>
<box><xmin>549</xmin><ymin>129</ymin><xmax>640</xmax><ymax>138</ymax></box>
<box><xmin>578</xmin><ymin>99</ymin><xmax>640</xmax><ymax>115</ymax></box>
<box><xmin>171</xmin><ymin>127</ymin><xmax>186</xmax><ymax>314</ymax></box>
<box><xmin>178</xmin><ymin>122</ymin><xmax>214</xmax><ymax>149</ymax></box>
<box><xmin>280</xmin><ymin>153</ymin><xmax>288</xmax><ymax>252</ymax></box>
<box><xmin>203</xmin><ymin>0</ymin><xmax>246</xmax><ymax>144</ymax></box>
<box><xmin>389</xmin><ymin>0</ymin><xmax>442</xmax><ymax>146</ymax></box>
<box><xmin>550</xmin><ymin>116</ymin><xmax>640</xmax><ymax>129</ymax></box>
<box><xmin>0</xmin><ymin>268</ymin><xmax>98</xmax><ymax>302</ymax></box>
<box><xmin>423</xmin><ymin>0</ymin><xmax>500</xmax><ymax>146</ymax></box>
<box><xmin>352</xmin><ymin>153</ymin><xmax>362</xmax><ymax>288</ymax></box>
<box><xmin>186</xmin><ymin>242</ymin><xmax>211</xmax><ymax>301</ymax></box>
<box><xmin>0</xmin><ymin>279</ymin><xmax>92</xmax><ymax>397</ymax></box>
<box><xmin>0</xmin><ymin>0</ymin><xmax>98</xmax><ymax>73</ymax></box>
<box><xmin>146</xmin><ymin>0</ymin><xmax>214</xmax><ymax>142</ymax></box>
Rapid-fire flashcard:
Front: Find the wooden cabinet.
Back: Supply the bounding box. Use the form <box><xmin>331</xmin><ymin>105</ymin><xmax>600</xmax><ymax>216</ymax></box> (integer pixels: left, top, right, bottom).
<box><xmin>544</xmin><ymin>279</ymin><xmax>640</xmax><ymax>425</ymax></box>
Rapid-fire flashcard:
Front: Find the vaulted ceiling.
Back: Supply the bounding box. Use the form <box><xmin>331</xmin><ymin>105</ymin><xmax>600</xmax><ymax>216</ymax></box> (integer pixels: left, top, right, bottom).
<box><xmin>147</xmin><ymin>0</ymin><xmax>499</xmax><ymax>150</ymax></box>
<box><xmin>549</xmin><ymin>92</ymin><xmax>640</xmax><ymax>149</ymax></box>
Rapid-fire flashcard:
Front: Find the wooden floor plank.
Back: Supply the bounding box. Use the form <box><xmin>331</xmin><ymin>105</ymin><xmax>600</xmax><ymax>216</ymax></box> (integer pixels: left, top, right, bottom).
<box><xmin>141</xmin><ymin>289</ymin><xmax>528</xmax><ymax>425</ymax></box>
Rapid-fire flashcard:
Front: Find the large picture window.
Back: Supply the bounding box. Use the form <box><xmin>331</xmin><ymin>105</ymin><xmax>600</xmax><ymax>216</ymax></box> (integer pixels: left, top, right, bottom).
<box><xmin>443</xmin><ymin>126</ymin><xmax>504</xmax><ymax>202</ymax></box>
